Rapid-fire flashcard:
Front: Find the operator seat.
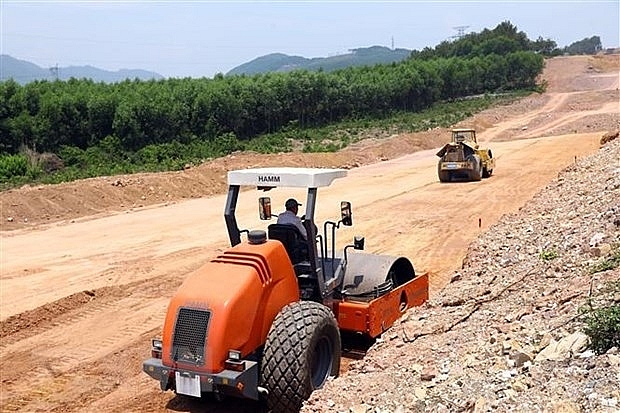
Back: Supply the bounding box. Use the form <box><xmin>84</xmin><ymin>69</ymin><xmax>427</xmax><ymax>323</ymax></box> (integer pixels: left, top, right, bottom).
<box><xmin>267</xmin><ymin>224</ymin><xmax>308</xmax><ymax>264</ymax></box>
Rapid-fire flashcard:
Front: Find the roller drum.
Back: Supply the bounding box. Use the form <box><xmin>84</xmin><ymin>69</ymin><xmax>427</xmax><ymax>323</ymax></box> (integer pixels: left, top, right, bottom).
<box><xmin>340</xmin><ymin>252</ymin><xmax>415</xmax><ymax>300</ymax></box>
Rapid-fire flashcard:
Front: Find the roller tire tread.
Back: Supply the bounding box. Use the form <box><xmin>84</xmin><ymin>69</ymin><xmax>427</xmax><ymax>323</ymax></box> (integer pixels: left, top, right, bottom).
<box><xmin>261</xmin><ymin>301</ymin><xmax>340</xmax><ymax>413</ymax></box>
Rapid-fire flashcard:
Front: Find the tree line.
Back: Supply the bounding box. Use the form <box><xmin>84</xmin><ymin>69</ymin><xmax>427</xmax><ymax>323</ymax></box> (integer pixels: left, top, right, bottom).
<box><xmin>1</xmin><ymin>54</ymin><xmax>543</xmax><ymax>155</ymax></box>
<box><xmin>411</xmin><ymin>21</ymin><xmax>603</xmax><ymax>59</ymax></box>
<box><xmin>1</xmin><ymin>21</ymin><xmax>545</xmax><ymax>183</ymax></box>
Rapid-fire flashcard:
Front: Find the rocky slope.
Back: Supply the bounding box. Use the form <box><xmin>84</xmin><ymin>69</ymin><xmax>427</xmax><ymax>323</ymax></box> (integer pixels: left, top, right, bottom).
<box><xmin>302</xmin><ymin>136</ymin><xmax>620</xmax><ymax>413</ymax></box>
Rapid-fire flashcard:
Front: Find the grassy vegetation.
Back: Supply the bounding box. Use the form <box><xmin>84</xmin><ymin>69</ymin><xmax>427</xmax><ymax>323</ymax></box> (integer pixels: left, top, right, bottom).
<box><xmin>0</xmin><ymin>92</ymin><xmax>523</xmax><ymax>190</ymax></box>
<box><xmin>589</xmin><ymin>246</ymin><xmax>620</xmax><ymax>274</ymax></box>
<box><xmin>248</xmin><ymin>93</ymin><xmax>525</xmax><ymax>154</ymax></box>
<box><xmin>539</xmin><ymin>248</ymin><xmax>559</xmax><ymax>261</ymax></box>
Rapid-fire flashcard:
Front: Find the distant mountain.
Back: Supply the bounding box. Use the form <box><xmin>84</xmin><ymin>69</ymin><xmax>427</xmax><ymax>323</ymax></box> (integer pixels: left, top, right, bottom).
<box><xmin>0</xmin><ymin>55</ymin><xmax>164</xmax><ymax>84</ymax></box>
<box><xmin>227</xmin><ymin>46</ymin><xmax>413</xmax><ymax>76</ymax></box>
<box><xmin>2</xmin><ymin>46</ymin><xmax>413</xmax><ymax>83</ymax></box>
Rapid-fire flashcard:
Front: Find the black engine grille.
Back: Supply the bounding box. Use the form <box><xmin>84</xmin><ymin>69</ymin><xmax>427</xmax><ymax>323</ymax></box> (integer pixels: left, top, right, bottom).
<box><xmin>171</xmin><ymin>308</ymin><xmax>211</xmax><ymax>365</ymax></box>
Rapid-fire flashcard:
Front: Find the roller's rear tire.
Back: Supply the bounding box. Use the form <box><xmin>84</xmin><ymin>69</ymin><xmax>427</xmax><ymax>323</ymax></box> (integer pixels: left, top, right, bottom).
<box><xmin>438</xmin><ymin>162</ymin><xmax>450</xmax><ymax>183</ymax></box>
<box><xmin>467</xmin><ymin>154</ymin><xmax>482</xmax><ymax>181</ymax></box>
<box><xmin>261</xmin><ymin>301</ymin><xmax>341</xmax><ymax>413</ymax></box>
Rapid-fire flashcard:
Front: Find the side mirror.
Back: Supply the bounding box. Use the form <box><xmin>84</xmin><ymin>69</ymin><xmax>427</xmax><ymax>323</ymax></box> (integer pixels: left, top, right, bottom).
<box><xmin>341</xmin><ymin>201</ymin><xmax>352</xmax><ymax>226</ymax></box>
<box><xmin>259</xmin><ymin>197</ymin><xmax>272</xmax><ymax>220</ymax></box>
<box><xmin>353</xmin><ymin>236</ymin><xmax>365</xmax><ymax>250</ymax></box>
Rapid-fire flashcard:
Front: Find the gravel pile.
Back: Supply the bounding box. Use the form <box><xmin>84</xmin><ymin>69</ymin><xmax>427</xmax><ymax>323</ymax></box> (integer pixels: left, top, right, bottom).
<box><xmin>302</xmin><ymin>136</ymin><xmax>619</xmax><ymax>413</ymax></box>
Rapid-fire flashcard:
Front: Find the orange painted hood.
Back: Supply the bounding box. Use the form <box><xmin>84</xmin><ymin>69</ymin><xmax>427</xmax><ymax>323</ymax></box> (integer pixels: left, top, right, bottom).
<box><xmin>161</xmin><ymin>240</ymin><xmax>300</xmax><ymax>372</ymax></box>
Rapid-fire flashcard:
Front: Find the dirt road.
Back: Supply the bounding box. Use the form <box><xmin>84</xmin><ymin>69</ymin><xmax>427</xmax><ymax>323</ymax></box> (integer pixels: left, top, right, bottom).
<box><xmin>0</xmin><ymin>54</ymin><xmax>618</xmax><ymax>412</ymax></box>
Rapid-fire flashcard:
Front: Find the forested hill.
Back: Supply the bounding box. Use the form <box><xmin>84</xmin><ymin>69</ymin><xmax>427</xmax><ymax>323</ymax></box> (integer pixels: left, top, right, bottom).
<box><xmin>226</xmin><ymin>46</ymin><xmax>413</xmax><ymax>76</ymax></box>
<box><xmin>0</xmin><ymin>55</ymin><xmax>163</xmax><ymax>85</ymax></box>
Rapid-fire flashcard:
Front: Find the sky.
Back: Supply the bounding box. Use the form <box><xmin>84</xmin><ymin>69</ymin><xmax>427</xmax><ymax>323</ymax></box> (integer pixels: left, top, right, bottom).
<box><xmin>1</xmin><ymin>0</ymin><xmax>619</xmax><ymax>79</ymax></box>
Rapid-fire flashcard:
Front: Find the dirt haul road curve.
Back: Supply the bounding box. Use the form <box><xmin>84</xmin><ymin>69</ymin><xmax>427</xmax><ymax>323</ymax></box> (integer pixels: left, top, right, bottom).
<box><xmin>1</xmin><ymin>55</ymin><xmax>618</xmax><ymax>412</ymax></box>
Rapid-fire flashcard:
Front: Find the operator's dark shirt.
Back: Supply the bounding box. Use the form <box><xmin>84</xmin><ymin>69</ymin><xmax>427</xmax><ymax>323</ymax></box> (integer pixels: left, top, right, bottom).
<box><xmin>276</xmin><ymin>211</ymin><xmax>307</xmax><ymax>240</ymax></box>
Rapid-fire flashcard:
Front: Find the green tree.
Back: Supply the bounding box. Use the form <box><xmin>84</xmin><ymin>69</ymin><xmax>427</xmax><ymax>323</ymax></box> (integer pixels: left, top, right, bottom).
<box><xmin>564</xmin><ymin>36</ymin><xmax>603</xmax><ymax>55</ymax></box>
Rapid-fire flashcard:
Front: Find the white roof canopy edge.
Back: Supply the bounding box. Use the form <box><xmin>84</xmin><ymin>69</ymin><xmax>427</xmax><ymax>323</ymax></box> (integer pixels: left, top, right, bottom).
<box><xmin>227</xmin><ymin>167</ymin><xmax>348</xmax><ymax>188</ymax></box>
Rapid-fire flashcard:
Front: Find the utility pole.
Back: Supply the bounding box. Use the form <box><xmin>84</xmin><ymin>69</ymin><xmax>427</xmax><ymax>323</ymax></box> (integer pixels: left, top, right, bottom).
<box><xmin>451</xmin><ymin>25</ymin><xmax>470</xmax><ymax>40</ymax></box>
<box><xmin>49</xmin><ymin>64</ymin><xmax>59</xmax><ymax>81</ymax></box>
<box><xmin>391</xmin><ymin>36</ymin><xmax>394</xmax><ymax>50</ymax></box>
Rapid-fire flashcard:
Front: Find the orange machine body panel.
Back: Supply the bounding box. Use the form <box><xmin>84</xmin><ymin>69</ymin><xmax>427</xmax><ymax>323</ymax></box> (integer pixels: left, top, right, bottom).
<box><xmin>334</xmin><ymin>272</ymin><xmax>429</xmax><ymax>337</ymax></box>
<box><xmin>160</xmin><ymin>240</ymin><xmax>299</xmax><ymax>373</ymax></box>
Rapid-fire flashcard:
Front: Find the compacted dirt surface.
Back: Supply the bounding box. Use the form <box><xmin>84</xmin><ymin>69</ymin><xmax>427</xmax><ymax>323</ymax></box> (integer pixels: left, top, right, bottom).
<box><xmin>0</xmin><ymin>54</ymin><xmax>619</xmax><ymax>412</ymax></box>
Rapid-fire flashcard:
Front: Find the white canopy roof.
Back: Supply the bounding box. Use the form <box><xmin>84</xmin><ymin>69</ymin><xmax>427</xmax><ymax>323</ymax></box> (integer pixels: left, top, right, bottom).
<box><xmin>227</xmin><ymin>167</ymin><xmax>347</xmax><ymax>188</ymax></box>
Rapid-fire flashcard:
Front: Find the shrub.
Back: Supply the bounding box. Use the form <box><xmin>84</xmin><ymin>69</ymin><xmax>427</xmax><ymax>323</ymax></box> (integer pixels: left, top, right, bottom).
<box><xmin>582</xmin><ymin>304</ymin><xmax>620</xmax><ymax>354</ymax></box>
<box><xmin>580</xmin><ymin>280</ymin><xmax>620</xmax><ymax>354</ymax></box>
<box><xmin>0</xmin><ymin>154</ymin><xmax>28</xmax><ymax>180</ymax></box>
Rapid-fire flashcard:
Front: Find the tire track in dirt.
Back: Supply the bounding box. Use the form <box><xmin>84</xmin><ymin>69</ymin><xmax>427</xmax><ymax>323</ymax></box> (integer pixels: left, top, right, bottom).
<box><xmin>47</xmin><ymin>298</ymin><xmax>167</xmax><ymax>371</ymax></box>
<box><xmin>520</xmin><ymin>99</ymin><xmax>619</xmax><ymax>139</ymax></box>
<box><xmin>0</xmin><ymin>248</ymin><xmax>209</xmax><ymax>412</ymax></box>
<box><xmin>0</xmin><ymin>246</ymin><xmax>206</xmax><ymax>341</ymax></box>
<box><xmin>480</xmin><ymin>93</ymin><xmax>568</xmax><ymax>142</ymax></box>
<box><xmin>1</xmin><ymin>309</ymin><xmax>160</xmax><ymax>411</ymax></box>
<box><xmin>482</xmin><ymin>67</ymin><xmax>619</xmax><ymax>143</ymax></box>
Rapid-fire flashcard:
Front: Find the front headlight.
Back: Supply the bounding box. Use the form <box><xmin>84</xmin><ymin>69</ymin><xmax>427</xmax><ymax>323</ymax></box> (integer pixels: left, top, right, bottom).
<box><xmin>151</xmin><ymin>338</ymin><xmax>163</xmax><ymax>358</ymax></box>
<box><xmin>225</xmin><ymin>349</ymin><xmax>245</xmax><ymax>372</ymax></box>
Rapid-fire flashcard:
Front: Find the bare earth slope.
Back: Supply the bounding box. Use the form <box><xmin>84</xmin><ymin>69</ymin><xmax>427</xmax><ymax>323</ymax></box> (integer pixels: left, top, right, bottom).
<box><xmin>0</xmin><ymin>54</ymin><xmax>618</xmax><ymax>412</ymax></box>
